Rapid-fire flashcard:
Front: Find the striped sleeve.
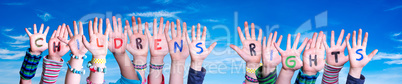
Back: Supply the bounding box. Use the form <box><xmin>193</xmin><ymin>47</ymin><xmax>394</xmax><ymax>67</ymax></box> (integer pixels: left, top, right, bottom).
<box><xmin>322</xmin><ymin>63</ymin><xmax>343</xmax><ymax>84</ymax></box>
<box><xmin>41</xmin><ymin>56</ymin><xmax>64</xmax><ymax>84</ymax></box>
<box><xmin>295</xmin><ymin>68</ymin><xmax>320</xmax><ymax>84</ymax></box>
<box><xmin>255</xmin><ymin>66</ymin><xmax>277</xmax><ymax>84</ymax></box>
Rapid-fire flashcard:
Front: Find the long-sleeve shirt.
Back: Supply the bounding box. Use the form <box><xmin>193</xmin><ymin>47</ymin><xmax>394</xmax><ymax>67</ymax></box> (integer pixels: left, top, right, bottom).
<box><xmin>187</xmin><ymin>67</ymin><xmax>206</xmax><ymax>84</ymax></box>
<box><xmin>255</xmin><ymin>66</ymin><xmax>277</xmax><ymax>84</ymax></box>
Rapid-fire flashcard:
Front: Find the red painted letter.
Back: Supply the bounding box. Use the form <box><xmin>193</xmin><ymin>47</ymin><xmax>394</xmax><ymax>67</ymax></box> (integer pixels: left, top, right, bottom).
<box><xmin>97</xmin><ymin>38</ymin><xmax>104</xmax><ymax>47</ymax></box>
<box><xmin>154</xmin><ymin>39</ymin><xmax>162</xmax><ymax>50</ymax></box>
<box><xmin>114</xmin><ymin>38</ymin><xmax>123</xmax><ymax>49</ymax></box>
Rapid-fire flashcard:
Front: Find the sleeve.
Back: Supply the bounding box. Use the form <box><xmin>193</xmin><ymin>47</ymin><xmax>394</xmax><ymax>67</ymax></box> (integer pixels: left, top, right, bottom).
<box><xmin>255</xmin><ymin>66</ymin><xmax>277</xmax><ymax>84</ymax></box>
<box><xmin>346</xmin><ymin>74</ymin><xmax>365</xmax><ymax>84</ymax></box>
<box><xmin>295</xmin><ymin>68</ymin><xmax>320</xmax><ymax>84</ymax></box>
<box><xmin>41</xmin><ymin>55</ymin><xmax>64</xmax><ymax>84</ymax></box>
<box><xmin>111</xmin><ymin>71</ymin><xmax>143</xmax><ymax>84</ymax></box>
<box><xmin>187</xmin><ymin>67</ymin><xmax>206</xmax><ymax>84</ymax></box>
<box><xmin>19</xmin><ymin>49</ymin><xmax>43</xmax><ymax>80</ymax></box>
<box><xmin>322</xmin><ymin>63</ymin><xmax>343</xmax><ymax>84</ymax></box>
<box><xmin>147</xmin><ymin>74</ymin><xmax>165</xmax><ymax>84</ymax></box>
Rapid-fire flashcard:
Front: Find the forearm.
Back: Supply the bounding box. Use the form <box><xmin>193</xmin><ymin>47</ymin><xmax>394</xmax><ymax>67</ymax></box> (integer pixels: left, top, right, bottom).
<box><xmin>262</xmin><ymin>66</ymin><xmax>276</xmax><ymax>77</ymax></box>
<box><xmin>190</xmin><ymin>60</ymin><xmax>203</xmax><ymax>71</ymax></box>
<box><xmin>149</xmin><ymin>56</ymin><xmax>164</xmax><ymax>84</ymax></box>
<box><xmin>245</xmin><ymin>63</ymin><xmax>260</xmax><ymax>84</ymax></box>
<box><xmin>276</xmin><ymin>68</ymin><xmax>295</xmax><ymax>84</ymax></box>
<box><xmin>348</xmin><ymin>68</ymin><xmax>363</xmax><ymax>79</ymax></box>
<box><xmin>88</xmin><ymin>55</ymin><xmax>107</xmax><ymax>83</ymax></box>
<box><xmin>322</xmin><ymin>63</ymin><xmax>343</xmax><ymax>84</ymax></box>
<box><xmin>114</xmin><ymin>53</ymin><xmax>139</xmax><ymax>80</ymax></box>
<box><xmin>169</xmin><ymin>60</ymin><xmax>186</xmax><ymax>84</ymax></box>
<box><xmin>65</xmin><ymin>55</ymin><xmax>85</xmax><ymax>84</ymax></box>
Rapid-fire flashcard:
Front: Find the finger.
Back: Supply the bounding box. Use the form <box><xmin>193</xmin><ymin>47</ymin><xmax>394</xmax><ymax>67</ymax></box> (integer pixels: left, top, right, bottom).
<box><xmin>362</xmin><ymin>32</ymin><xmax>368</xmax><ymax>48</ymax></box>
<box><xmin>311</xmin><ymin>32</ymin><xmax>317</xmax><ymax>48</ymax></box>
<box><xmin>124</xmin><ymin>26</ymin><xmax>128</xmax><ymax>40</ymax></box>
<box><xmin>66</xmin><ymin>25</ymin><xmax>73</xmax><ymax>37</ymax></box>
<box><xmin>230</xmin><ymin>44</ymin><xmax>245</xmax><ymax>58</ymax></box>
<box><xmin>331</xmin><ymin>30</ymin><xmax>335</xmax><ymax>47</ymax></box>
<box><xmin>153</xmin><ymin>18</ymin><xmax>157</xmax><ymax>36</ymax></box>
<box><xmin>73</xmin><ymin>21</ymin><xmax>78</xmax><ymax>35</ymax></box>
<box><xmin>244</xmin><ymin>21</ymin><xmax>251</xmax><ymax>39</ymax></box>
<box><xmin>197</xmin><ymin>23</ymin><xmax>201</xmax><ymax>40</ymax></box>
<box><xmin>277</xmin><ymin>35</ymin><xmax>283</xmax><ymax>47</ymax></box>
<box><xmin>316</xmin><ymin>31</ymin><xmax>323</xmax><ymax>48</ymax></box>
<box><xmin>33</xmin><ymin>24</ymin><xmax>37</xmax><ymax>34</ymax></box>
<box><xmin>94</xmin><ymin>17</ymin><xmax>99</xmax><ymax>34</ymax></box>
<box><xmin>368</xmin><ymin>49</ymin><xmax>378</xmax><ymax>60</ymax></box>
<box><xmin>158</xmin><ymin>17</ymin><xmax>164</xmax><ymax>34</ymax></box>
<box><xmin>126</xmin><ymin>20</ymin><xmax>133</xmax><ymax>36</ymax></box>
<box><xmin>336</xmin><ymin>29</ymin><xmax>345</xmax><ymax>46</ymax></box>
<box><xmin>79</xmin><ymin>22</ymin><xmax>83</xmax><ymax>34</ymax></box>
<box><xmin>44</xmin><ymin>26</ymin><xmax>50</xmax><ymax>36</ymax></box>
<box><xmin>207</xmin><ymin>42</ymin><xmax>218</xmax><ymax>54</ymax></box>
<box><xmin>104</xmin><ymin>20</ymin><xmax>111</xmax><ymax>37</ymax></box>
<box><xmin>59</xmin><ymin>24</ymin><xmax>66</xmax><ymax>37</ymax></box>
<box><xmin>237</xmin><ymin>27</ymin><xmax>245</xmax><ymax>42</ymax></box>
<box><xmin>138</xmin><ymin>17</ymin><xmax>143</xmax><ymax>35</ymax></box>
<box><xmin>63</xmin><ymin>25</ymin><xmax>69</xmax><ymax>38</ymax></box>
<box><xmin>286</xmin><ymin>34</ymin><xmax>291</xmax><ymax>50</ymax></box>
<box><xmin>251</xmin><ymin>23</ymin><xmax>256</xmax><ymax>40</ymax></box>
<box><xmin>357</xmin><ymin>29</ymin><xmax>362</xmax><ymax>46</ymax></box>
<box><xmin>82</xmin><ymin>35</ymin><xmax>91</xmax><ymax>49</ymax></box>
<box><xmin>118</xmin><ymin>18</ymin><xmax>123</xmax><ymax>33</ymax></box>
<box><xmin>112</xmin><ymin>16</ymin><xmax>118</xmax><ymax>33</ymax></box>
<box><xmin>39</xmin><ymin>24</ymin><xmax>44</xmax><ymax>34</ymax></box>
<box><xmin>263</xmin><ymin>36</ymin><xmax>267</xmax><ymax>48</ymax></box>
<box><xmin>176</xmin><ymin>19</ymin><xmax>181</xmax><ymax>38</ymax></box>
<box><xmin>57</xmin><ymin>36</ymin><xmax>69</xmax><ymax>44</ymax></box>
<box><xmin>292</xmin><ymin>33</ymin><xmax>301</xmax><ymax>49</ymax></box>
<box><xmin>267</xmin><ymin>33</ymin><xmax>273</xmax><ymax>48</ymax></box>
<box><xmin>25</xmin><ymin>28</ymin><xmax>32</xmax><ymax>37</ymax></box>
<box><xmin>257</xmin><ymin>29</ymin><xmax>262</xmax><ymax>41</ymax></box>
<box><xmin>323</xmin><ymin>34</ymin><xmax>329</xmax><ymax>50</ymax></box>
<box><xmin>352</xmin><ymin>31</ymin><xmax>357</xmax><ymax>47</ymax></box>
<box><xmin>171</xmin><ymin>22</ymin><xmax>176</xmax><ymax>38</ymax></box>
<box><xmin>145</xmin><ymin>22</ymin><xmax>152</xmax><ymax>38</ymax></box>
<box><xmin>342</xmin><ymin>33</ymin><xmax>351</xmax><ymax>48</ymax></box>
<box><xmin>297</xmin><ymin>37</ymin><xmax>309</xmax><ymax>53</ymax></box>
<box><xmin>89</xmin><ymin>20</ymin><xmax>93</xmax><ymax>35</ymax></box>
<box><xmin>99</xmin><ymin>18</ymin><xmax>103</xmax><ymax>34</ymax></box>
<box><xmin>272</xmin><ymin>31</ymin><xmax>278</xmax><ymax>45</ymax></box>
<box><xmin>56</xmin><ymin>25</ymin><xmax>61</xmax><ymax>37</ymax></box>
<box><xmin>274</xmin><ymin>43</ymin><xmax>285</xmax><ymax>54</ymax></box>
<box><xmin>51</xmin><ymin>30</ymin><xmax>56</xmax><ymax>38</ymax></box>
<box><xmin>202</xmin><ymin>26</ymin><xmax>207</xmax><ymax>41</ymax></box>
<box><xmin>192</xmin><ymin>25</ymin><xmax>196</xmax><ymax>42</ymax></box>
<box><xmin>185</xmin><ymin>25</ymin><xmax>191</xmax><ymax>44</ymax></box>
<box><xmin>306</xmin><ymin>39</ymin><xmax>312</xmax><ymax>50</ymax></box>
<box><xmin>132</xmin><ymin>18</ymin><xmax>138</xmax><ymax>34</ymax></box>
<box><xmin>164</xmin><ymin>22</ymin><xmax>172</xmax><ymax>41</ymax></box>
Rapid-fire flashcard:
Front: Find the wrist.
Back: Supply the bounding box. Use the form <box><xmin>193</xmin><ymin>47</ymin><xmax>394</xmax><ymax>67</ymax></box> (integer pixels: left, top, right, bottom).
<box><xmin>349</xmin><ymin>67</ymin><xmax>363</xmax><ymax>78</ymax></box>
<box><xmin>47</xmin><ymin>54</ymin><xmax>62</xmax><ymax>61</ymax></box>
<box><xmin>262</xmin><ymin>66</ymin><xmax>276</xmax><ymax>74</ymax></box>
<box><xmin>133</xmin><ymin>56</ymin><xmax>147</xmax><ymax>65</ymax></box>
<box><xmin>29</xmin><ymin>48</ymin><xmax>42</xmax><ymax>55</ymax></box>
<box><xmin>246</xmin><ymin>62</ymin><xmax>260</xmax><ymax>69</ymax></box>
<box><xmin>303</xmin><ymin>70</ymin><xmax>318</xmax><ymax>75</ymax></box>
<box><xmin>150</xmin><ymin>57</ymin><xmax>164</xmax><ymax>64</ymax></box>
<box><xmin>190</xmin><ymin>60</ymin><xmax>203</xmax><ymax>71</ymax></box>
<box><xmin>113</xmin><ymin>52</ymin><xmax>126</xmax><ymax>57</ymax></box>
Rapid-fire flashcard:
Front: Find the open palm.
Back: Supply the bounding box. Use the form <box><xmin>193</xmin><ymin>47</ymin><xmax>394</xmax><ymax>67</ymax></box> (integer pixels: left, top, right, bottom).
<box><xmin>322</xmin><ymin>30</ymin><xmax>350</xmax><ymax>67</ymax></box>
<box><xmin>262</xmin><ymin>31</ymin><xmax>283</xmax><ymax>69</ymax></box>
<box><xmin>82</xmin><ymin>17</ymin><xmax>110</xmax><ymax>58</ymax></box>
<box><xmin>165</xmin><ymin>19</ymin><xmax>189</xmax><ymax>61</ymax></box>
<box><xmin>302</xmin><ymin>32</ymin><xmax>325</xmax><ymax>75</ymax></box>
<box><xmin>25</xmin><ymin>24</ymin><xmax>50</xmax><ymax>55</ymax></box>
<box><xmin>186</xmin><ymin>23</ymin><xmax>217</xmax><ymax>61</ymax></box>
<box><xmin>274</xmin><ymin>33</ymin><xmax>308</xmax><ymax>70</ymax></box>
<box><xmin>230</xmin><ymin>22</ymin><xmax>262</xmax><ymax>63</ymax></box>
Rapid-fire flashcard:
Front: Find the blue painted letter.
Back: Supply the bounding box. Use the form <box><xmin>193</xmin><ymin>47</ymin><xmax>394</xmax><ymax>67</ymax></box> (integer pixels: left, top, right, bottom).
<box><xmin>174</xmin><ymin>40</ymin><xmax>183</xmax><ymax>53</ymax></box>
<box><xmin>196</xmin><ymin>43</ymin><xmax>203</xmax><ymax>54</ymax></box>
<box><xmin>356</xmin><ymin>49</ymin><xmax>363</xmax><ymax>61</ymax></box>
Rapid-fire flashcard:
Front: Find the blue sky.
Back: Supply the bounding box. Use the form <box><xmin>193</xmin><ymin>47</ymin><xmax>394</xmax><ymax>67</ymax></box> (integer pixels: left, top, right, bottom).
<box><xmin>1</xmin><ymin>0</ymin><xmax>402</xmax><ymax>84</ymax></box>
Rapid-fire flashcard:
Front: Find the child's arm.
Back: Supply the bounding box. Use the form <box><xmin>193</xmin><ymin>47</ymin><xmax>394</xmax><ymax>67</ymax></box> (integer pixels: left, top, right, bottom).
<box><xmin>145</xmin><ymin>17</ymin><xmax>170</xmax><ymax>84</ymax></box>
<box><xmin>20</xmin><ymin>24</ymin><xmax>49</xmax><ymax>84</ymax></box>
<box><xmin>345</xmin><ymin>29</ymin><xmax>378</xmax><ymax>84</ymax></box>
<box><xmin>229</xmin><ymin>22</ymin><xmax>262</xmax><ymax>84</ymax></box>
<box><xmin>82</xmin><ymin>17</ymin><xmax>111</xmax><ymax>83</ymax></box>
<box><xmin>321</xmin><ymin>30</ymin><xmax>350</xmax><ymax>84</ymax></box>
<box><xmin>273</xmin><ymin>33</ymin><xmax>308</xmax><ymax>84</ymax></box>
<box><xmin>295</xmin><ymin>32</ymin><xmax>325</xmax><ymax>84</ymax></box>
<box><xmin>186</xmin><ymin>23</ymin><xmax>217</xmax><ymax>84</ymax></box>
<box><xmin>257</xmin><ymin>31</ymin><xmax>282</xmax><ymax>84</ymax></box>
<box><xmin>165</xmin><ymin>19</ymin><xmax>190</xmax><ymax>84</ymax></box>
<box><xmin>40</xmin><ymin>24</ymin><xmax>70</xmax><ymax>84</ymax></box>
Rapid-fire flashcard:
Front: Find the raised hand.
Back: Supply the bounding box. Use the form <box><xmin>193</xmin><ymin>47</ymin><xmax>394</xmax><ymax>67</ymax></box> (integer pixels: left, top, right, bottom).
<box><xmin>107</xmin><ymin>16</ymin><xmax>127</xmax><ymax>55</ymax></box>
<box><xmin>262</xmin><ymin>31</ymin><xmax>282</xmax><ymax>74</ymax></box>
<box><xmin>146</xmin><ymin>17</ymin><xmax>169</xmax><ymax>58</ymax></box>
<box><xmin>58</xmin><ymin>21</ymin><xmax>88</xmax><ymax>56</ymax></box>
<box><xmin>165</xmin><ymin>19</ymin><xmax>189</xmax><ymax>61</ymax></box>
<box><xmin>82</xmin><ymin>17</ymin><xmax>110</xmax><ymax>58</ymax></box>
<box><xmin>302</xmin><ymin>31</ymin><xmax>325</xmax><ymax>75</ymax></box>
<box><xmin>274</xmin><ymin>33</ymin><xmax>307</xmax><ymax>71</ymax></box>
<box><xmin>48</xmin><ymin>24</ymin><xmax>70</xmax><ymax>60</ymax></box>
<box><xmin>323</xmin><ymin>29</ymin><xmax>350</xmax><ymax>67</ymax></box>
<box><xmin>346</xmin><ymin>29</ymin><xmax>378</xmax><ymax>78</ymax></box>
<box><xmin>25</xmin><ymin>24</ymin><xmax>50</xmax><ymax>55</ymax></box>
<box><xmin>230</xmin><ymin>22</ymin><xmax>262</xmax><ymax>64</ymax></box>
<box><xmin>126</xmin><ymin>16</ymin><xmax>149</xmax><ymax>57</ymax></box>
<box><xmin>186</xmin><ymin>23</ymin><xmax>217</xmax><ymax>70</ymax></box>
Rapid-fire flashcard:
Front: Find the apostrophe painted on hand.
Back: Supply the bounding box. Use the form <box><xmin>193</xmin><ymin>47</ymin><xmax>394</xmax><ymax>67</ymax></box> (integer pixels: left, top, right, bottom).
<box><xmin>174</xmin><ymin>40</ymin><xmax>183</xmax><ymax>53</ymax></box>
<box><xmin>114</xmin><ymin>38</ymin><xmax>123</xmax><ymax>49</ymax></box>
<box><xmin>35</xmin><ymin>38</ymin><xmax>44</xmax><ymax>47</ymax></box>
<box><xmin>285</xmin><ymin>56</ymin><xmax>296</xmax><ymax>68</ymax></box>
<box><xmin>96</xmin><ymin>38</ymin><xmax>104</xmax><ymax>47</ymax></box>
<box><xmin>356</xmin><ymin>49</ymin><xmax>363</xmax><ymax>61</ymax></box>
<box><xmin>331</xmin><ymin>51</ymin><xmax>340</xmax><ymax>63</ymax></box>
<box><xmin>309</xmin><ymin>55</ymin><xmax>317</xmax><ymax>67</ymax></box>
<box><xmin>53</xmin><ymin>42</ymin><xmax>61</xmax><ymax>52</ymax></box>
<box><xmin>76</xmin><ymin>39</ymin><xmax>80</xmax><ymax>50</ymax></box>
<box><xmin>154</xmin><ymin>39</ymin><xmax>162</xmax><ymax>50</ymax></box>
<box><xmin>136</xmin><ymin>38</ymin><xmax>143</xmax><ymax>49</ymax></box>
<box><xmin>249</xmin><ymin>43</ymin><xmax>256</xmax><ymax>56</ymax></box>
<box><xmin>196</xmin><ymin>42</ymin><xmax>203</xmax><ymax>54</ymax></box>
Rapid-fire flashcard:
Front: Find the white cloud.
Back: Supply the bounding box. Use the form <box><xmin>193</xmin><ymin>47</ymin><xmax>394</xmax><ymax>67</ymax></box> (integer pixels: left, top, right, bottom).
<box><xmin>126</xmin><ymin>10</ymin><xmax>182</xmax><ymax>18</ymax></box>
<box><xmin>10</xmin><ymin>45</ymin><xmax>29</xmax><ymax>49</ymax></box>
<box><xmin>153</xmin><ymin>0</ymin><xmax>172</xmax><ymax>4</ymax></box>
<box><xmin>0</xmin><ymin>49</ymin><xmax>25</xmax><ymax>59</ymax></box>
<box><xmin>3</xmin><ymin>28</ymin><xmax>13</xmax><ymax>32</ymax></box>
<box><xmin>36</xmin><ymin>10</ymin><xmax>54</xmax><ymax>22</ymax></box>
<box><xmin>391</xmin><ymin>32</ymin><xmax>402</xmax><ymax>42</ymax></box>
<box><xmin>385</xmin><ymin>5</ymin><xmax>402</xmax><ymax>11</ymax></box>
<box><xmin>6</xmin><ymin>34</ymin><xmax>29</xmax><ymax>41</ymax></box>
<box><xmin>372</xmin><ymin>52</ymin><xmax>402</xmax><ymax>60</ymax></box>
<box><xmin>385</xmin><ymin>60</ymin><xmax>402</xmax><ymax>64</ymax></box>
<box><xmin>202</xmin><ymin>19</ymin><xmax>226</xmax><ymax>23</ymax></box>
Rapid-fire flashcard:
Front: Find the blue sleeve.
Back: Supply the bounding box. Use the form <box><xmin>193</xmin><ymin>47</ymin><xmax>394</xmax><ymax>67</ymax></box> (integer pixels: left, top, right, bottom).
<box><xmin>187</xmin><ymin>67</ymin><xmax>206</xmax><ymax>84</ymax></box>
<box><xmin>110</xmin><ymin>71</ymin><xmax>142</xmax><ymax>84</ymax></box>
<box><xmin>346</xmin><ymin>74</ymin><xmax>365</xmax><ymax>84</ymax></box>
<box><xmin>295</xmin><ymin>68</ymin><xmax>320</xmax><ymax>84</ymax></box>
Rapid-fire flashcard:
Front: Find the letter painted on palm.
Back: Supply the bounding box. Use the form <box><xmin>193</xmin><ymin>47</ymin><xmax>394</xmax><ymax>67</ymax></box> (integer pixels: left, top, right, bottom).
<box><xmin>270</xmin><ymin>50</ymin><xmax>273</xmax><ymax>61</ymax></box>
<box><xmin>96</xmin><ymin>38</ymin><xmax>104</xmax><ymax>47</ymax></box>
<box><xmin>285</xmin><ymin>56</ymin><xmax>296</xmax><ymax>68</ymax></box>
<box><xmin>53</xmin><ymin>42</ymin><xmax>61</xmax><ymax>52</ymax></box>
<box><xmin>136</xmin><ymin>38</ymin><xmax>143</xmax><ymax>49</ymax></box>
<box><xmin>154</xmin><ymin>39</ymin><xmax>162</xmax><ymax>50</ymax></box>
<box><xmin>356</xmin><ymin>49</ymin><xmax>363</xmax><ymax>61</ymax></box>
<box><xmin>249</xmin><ymin>43</ymin><xmax>256</xmax><ymax>56</ymax></box>
<box><xmin>114</xmin><ymin>38</ymin><xmax>123</xmax><ymax>49</ymax></box>
<box><xmin>331</xmin><ymin>51</ymin><xmax>340</xmax><ymax>63</ymax></box>
<box><xmin>309</xmin><ymin>55</ymin><xmax>317</xmax><ymax>67</ymax></box>
<box><xmin>196</xmin><ymin>42</ymin><xmax>203</xmax><ymax>54</ymax></box>
<box><xmin>174</xmin><ymin>40</ymin><xmax>183</xmax><ymax>53</ymax></box>
<box><xmin>35</xmin><ymin>38</ymin><xmax>44</xmax><ymax>47</ymax></box>
<box><xmin>76</xmin><ymin>39</ymin><xmax>80</xmax><ymax>50</ymax></box>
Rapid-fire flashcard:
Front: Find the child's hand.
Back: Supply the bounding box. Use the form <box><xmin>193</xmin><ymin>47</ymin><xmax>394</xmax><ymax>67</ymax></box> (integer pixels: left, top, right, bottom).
<box><xmin>346</xmin><ymin>29</ymin><xmax>378</xmax><ymax>78</ymax></box>
<box><xmin>58</xmin><ymin>21</ymin><xmax>88</xmax><ymax>56</ymax></box>
<box><xmin>82</xmin><ymin>17</ymin><xmax>110</xmax><ymax>58</ymax></box>
<box><xmin>186</xmin><ymin>23</ymin><xmax>217</xmax><ymax>63</ymax></box>
<box><xmin>262</xmin><ymin>31</ymin><xmax>283</xmax><ymax>72</ymax></box>
<box><xmin>302</xmin><ymin>32</ymin><xmax>325</xmax><ymax>75</ymax></box>
<box><xmin>230</xmin><ymin>22</ymin><xmax>262</xmax><ymax>64</ymax></box>
<box><xmin>274</xmin><ymin>33</ymin><xmax>308</xmax><ymax>71</ymax></box>
<box><xmin>25</xmin><ymin>24</ymin><xmax>50</xmax><ymax>55</ymax></box>
<box><xmin>107</xmin><ymin>16</ymin><xmax>127</xmax><ymax>55</ymax></box>
<box><xmin>322</xmin><ymin>30</ymin><xmax>350</xmax><ymax>67</ymax></box>
<box><xmin>165</xmin><ymin>19</ymin><xmax>189</xmax><ymax>61</ymax></box>
<box><xmin>146</xmin><ymin>17</ymin><xmax>169</xmax><ymax>58</ymax></box>
<box><xmin>48</xmin><ymin>24</ymin><xmax>70</xmax><ymax>60</ymax></box>
<box><xmin>126</xmin><ymin>16</ymin><xmax>149</xmax><ymax>57</ymax></box>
